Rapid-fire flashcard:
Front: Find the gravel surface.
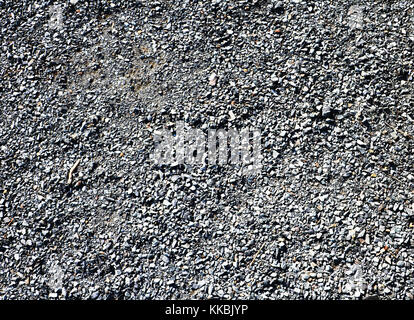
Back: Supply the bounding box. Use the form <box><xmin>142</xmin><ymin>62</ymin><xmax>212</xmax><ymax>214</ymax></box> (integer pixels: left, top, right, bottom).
<box><xmin>1</xmin><ymin>0</ymin><xmax>414</xmax><ymax>300</ymax></box>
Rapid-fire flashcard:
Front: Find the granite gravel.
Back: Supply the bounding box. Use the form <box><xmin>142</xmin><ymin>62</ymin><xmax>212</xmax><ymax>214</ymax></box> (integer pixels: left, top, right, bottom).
<box><xmin>0</xmin><ymin>0</ymin><xmax>414</xmax><ymax>300</ymax></box>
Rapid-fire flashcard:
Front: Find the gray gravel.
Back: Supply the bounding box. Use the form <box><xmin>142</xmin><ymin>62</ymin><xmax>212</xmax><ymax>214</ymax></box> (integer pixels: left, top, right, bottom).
<box><xmin>1</xmin><ymin>0</ymin><xmax>414</xmax><ymax>300</ymax></box>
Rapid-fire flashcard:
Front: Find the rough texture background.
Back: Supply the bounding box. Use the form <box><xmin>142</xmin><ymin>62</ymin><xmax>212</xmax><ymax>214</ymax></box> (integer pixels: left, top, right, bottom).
<box><xmin>0</xmin><ymin>0</ymin><xmax>413</xmax><ymax>299</ymax></box>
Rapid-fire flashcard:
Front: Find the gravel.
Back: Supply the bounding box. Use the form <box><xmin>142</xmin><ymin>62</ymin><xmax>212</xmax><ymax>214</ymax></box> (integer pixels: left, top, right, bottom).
<box><xmin>0</xmin><ymin>0</ymin><xmax>413</xmax><ymax>300</ymax></box>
